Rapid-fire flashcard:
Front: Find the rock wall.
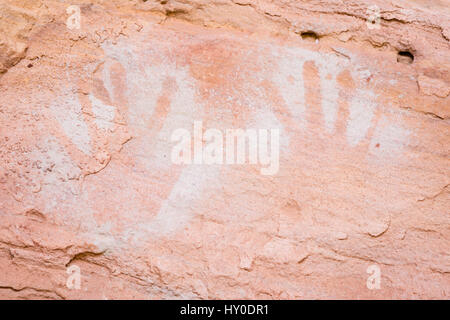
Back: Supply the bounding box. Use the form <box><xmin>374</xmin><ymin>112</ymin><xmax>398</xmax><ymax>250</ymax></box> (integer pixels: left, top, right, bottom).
<box><xmin>0</xmin><ymin>0</ymin><xmax>449</xmax><ymax>299</ymax></box>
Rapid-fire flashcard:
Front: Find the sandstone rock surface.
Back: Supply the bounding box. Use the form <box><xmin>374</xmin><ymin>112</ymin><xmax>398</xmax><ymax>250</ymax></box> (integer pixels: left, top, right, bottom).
<box><xmin>0</xmin><ymin>0</ymin><xmax>449</xmax><ymax>299</ymax></box>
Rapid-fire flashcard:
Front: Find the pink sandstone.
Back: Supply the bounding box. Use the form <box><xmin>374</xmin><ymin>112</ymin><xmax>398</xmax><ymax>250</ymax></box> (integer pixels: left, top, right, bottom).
<box><xmin>0</xmin><ymin>0</ymin><xmax>449</xmax><ymax>299</ymax></box>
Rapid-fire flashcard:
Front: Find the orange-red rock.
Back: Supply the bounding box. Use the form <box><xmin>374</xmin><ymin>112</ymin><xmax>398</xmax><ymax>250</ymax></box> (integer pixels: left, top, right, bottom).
<box><xmin>0</xmin><ymin>0</ymin><xmax>449</xmax><ymax>299</ymax></box>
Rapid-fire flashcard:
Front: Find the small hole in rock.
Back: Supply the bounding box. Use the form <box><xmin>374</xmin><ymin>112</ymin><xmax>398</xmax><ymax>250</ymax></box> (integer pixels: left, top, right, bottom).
<box><xmin>301</xmin><ymin>31</ymin><xmax>319</xmax><ymax>42</ymax></box>
<box><xmin>397</xmin><ymin>51</ymin><xmax>414</xmax><ymax>64</ymax></box>
<box><xmin>27</xmin><ymin>63</ymin><xmax>33</xmax><ymax>68</ymax></box>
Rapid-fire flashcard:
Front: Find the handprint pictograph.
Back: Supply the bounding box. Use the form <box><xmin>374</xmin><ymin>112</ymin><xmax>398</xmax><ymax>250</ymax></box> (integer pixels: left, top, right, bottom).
<box><xmin>43</xmin><ymin>26</ymin><xmax>412</xmax><ymax>248</ymax></box>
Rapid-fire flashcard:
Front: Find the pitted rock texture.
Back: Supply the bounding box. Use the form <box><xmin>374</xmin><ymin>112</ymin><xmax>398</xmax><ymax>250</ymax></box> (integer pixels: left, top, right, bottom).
<box><xmin>0</xmin><ymin>0</ymin><xmax>449</xmax><ymax>299</ymax></box>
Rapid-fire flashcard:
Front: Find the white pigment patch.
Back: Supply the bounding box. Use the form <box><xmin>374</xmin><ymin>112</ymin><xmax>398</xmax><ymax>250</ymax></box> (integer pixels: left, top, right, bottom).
<box><xmin>89</xmin><ymin>94</ymin><xmax>116</xmax><ymax>130</ymax></box>
<box><xmin>319</xmin><ymin>69</ymin><xmax>339</xmax><ymax>133</ymax></box>
<box><xmin>50</xmin><ymin>92</ymin><xmax>92</xmax><ymax>155</ymax></box>
<box><xmin>101</xmin><ymin>43</ymin><xmax>217</xmax><ymax>237</ymax></box>
<box><xmin>145</xmin><ymin>165</ymin><xmax>219</xmax><ymax>236</ymax></box>
<box><xmin>315</xmin><ymin>51</ymin><xmax>348</xmax><ymax>134</ymax></box>
<box><xmin>133</xmin><ymin>63</ymin><xmax>201</xmax><ymax>173</ymax></box>
<box><xmin>268</xmin><ymin>44</ymin><xmax>349</xmax><ymax>133</ymax></box>
<box><xmin>248</xmin><ymin>108</ymin><xmax>289</xmax><ymax>152</ymax></box>
<box><xmin>102</xmin><ymin>60</ymin><xmax>114</xmax><ymax>102</ymax></box>
<box><xmin>346</xmin><ymin>90</ymin><xmax>377</xmax><ymax>146</ymax></box>
<box><xmin>31</xmin><ymin>135</ymin><xmax>82</xmax><ymax>185</ymax></box>
<box><xmin>272</xmin><ymin>55</ymin><xmax>305</xmax><ymax>126</ymax></box>
<box><xmin>102</xmin><ymin>40</ymin><xmax>183</xmax><ymax>135</ymax></box>
<box><xmin>369</xmin><ymin>116</ymin><xmax>411</xmax><ymax>160</ymax></box>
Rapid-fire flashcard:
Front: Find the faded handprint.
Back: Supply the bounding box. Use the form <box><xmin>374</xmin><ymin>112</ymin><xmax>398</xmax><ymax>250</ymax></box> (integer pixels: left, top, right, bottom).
<box><xmin>45</xmin><ymin>30</ymin><xmax>410</xmax><ymax>245</ymax></box>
